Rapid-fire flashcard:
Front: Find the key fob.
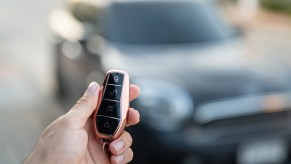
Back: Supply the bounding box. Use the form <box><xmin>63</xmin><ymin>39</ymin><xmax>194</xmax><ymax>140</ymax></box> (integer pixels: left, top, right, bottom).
<box><xmin>93</xmin><ymin>70</ymin><xmax>130</xmax><ymax>142</ymax></box>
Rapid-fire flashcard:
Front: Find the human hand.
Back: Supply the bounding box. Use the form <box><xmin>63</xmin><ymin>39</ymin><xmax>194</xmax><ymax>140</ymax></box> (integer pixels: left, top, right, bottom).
<box><xmin>24</xmin><ymin>82</ymin><xmax>140</xmax><ymax>164</ymax></box>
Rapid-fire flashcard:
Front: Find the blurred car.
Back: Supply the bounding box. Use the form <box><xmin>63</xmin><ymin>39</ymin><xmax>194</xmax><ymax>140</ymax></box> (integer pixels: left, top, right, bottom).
<box><xmin>49</xmin><ymin>0</ymin><xmax>291</xmax><ymax>163</ymax></box>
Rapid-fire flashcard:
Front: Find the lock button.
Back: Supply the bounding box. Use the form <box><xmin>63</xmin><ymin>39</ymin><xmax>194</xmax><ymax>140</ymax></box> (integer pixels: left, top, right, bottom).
<box><xmin>104</xmin><ymin>85</ymin><xmax>122</xmax><ymax>101</ymax></box>
<box><xmin>108</xmin><ymin>73</ymin><xmax>124</xmax><ymax>85</ymax></box>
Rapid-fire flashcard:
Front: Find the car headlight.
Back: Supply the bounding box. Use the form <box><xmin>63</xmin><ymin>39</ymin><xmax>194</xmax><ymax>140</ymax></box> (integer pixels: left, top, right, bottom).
<box><xmin>132</xmin><ymin>78</ymin><xmax>194</xmax><ymax>131</ymax></box>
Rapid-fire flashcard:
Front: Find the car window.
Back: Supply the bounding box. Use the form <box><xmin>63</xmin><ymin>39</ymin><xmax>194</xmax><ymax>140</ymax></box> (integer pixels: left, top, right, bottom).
<box><xmin>103</xmin><ymin>1</ymin><xmax>236</xmax><ymax>44</ymax></box>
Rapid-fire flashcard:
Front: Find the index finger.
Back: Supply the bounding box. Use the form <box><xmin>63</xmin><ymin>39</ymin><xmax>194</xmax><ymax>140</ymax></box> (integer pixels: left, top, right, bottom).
<box><xmin>127</xmin><ymin>108</ymin><xmax>140</xmax><ymax>126</ymax></box>
<box><xmin>129</xmin><ymin>84</ymin><xmax>140</xmax><ymax>101</ymax></box>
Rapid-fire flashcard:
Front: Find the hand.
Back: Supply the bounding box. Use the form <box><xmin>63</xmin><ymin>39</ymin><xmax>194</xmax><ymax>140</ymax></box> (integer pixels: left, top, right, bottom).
<box><xmin>24</xmin><ymin>82</ymin><xmax>140</xmax><ymax>164</ymax></box>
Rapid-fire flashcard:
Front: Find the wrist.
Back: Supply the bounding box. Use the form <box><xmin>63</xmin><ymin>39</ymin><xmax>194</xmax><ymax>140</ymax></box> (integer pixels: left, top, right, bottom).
<box><xmin>24</xmin><ymin>150</ymin><xmax>45</xmax><ymax>164</ymax></box>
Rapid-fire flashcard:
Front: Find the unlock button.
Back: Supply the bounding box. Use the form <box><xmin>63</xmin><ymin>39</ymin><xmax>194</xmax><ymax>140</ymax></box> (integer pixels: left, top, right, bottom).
<box><xmin>104</xmin><ymin>85</ymin><xmax>122</xmax><ymax>101</ymax></box>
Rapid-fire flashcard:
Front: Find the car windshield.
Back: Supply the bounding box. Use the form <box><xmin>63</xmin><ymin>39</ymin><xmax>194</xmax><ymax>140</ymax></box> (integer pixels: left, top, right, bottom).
<box><xmin>103</xmin><ymin>1</ymin><xmax>236</xmax><ymax>44</ymax></box>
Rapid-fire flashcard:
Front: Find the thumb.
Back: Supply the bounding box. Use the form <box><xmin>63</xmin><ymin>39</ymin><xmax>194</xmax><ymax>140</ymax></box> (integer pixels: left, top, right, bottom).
<box><xmin>66</xmin><ymin>82</ymin><xmax>100</xmax><ymax>128</ymax></box>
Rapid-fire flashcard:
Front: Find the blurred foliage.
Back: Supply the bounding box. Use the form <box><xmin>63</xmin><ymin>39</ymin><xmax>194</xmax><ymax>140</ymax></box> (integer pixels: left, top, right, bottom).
<box><xmin>261</xmin><ymin>0</ymin><xmax>291</xmax><ymax>15</ymax></box>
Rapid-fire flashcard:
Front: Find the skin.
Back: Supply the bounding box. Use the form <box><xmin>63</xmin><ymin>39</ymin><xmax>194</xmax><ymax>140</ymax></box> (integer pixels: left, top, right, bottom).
<box><xmin>24</xmin><ymin>82</ymin><xmax>140</xmax><ymax>164</ymax></box>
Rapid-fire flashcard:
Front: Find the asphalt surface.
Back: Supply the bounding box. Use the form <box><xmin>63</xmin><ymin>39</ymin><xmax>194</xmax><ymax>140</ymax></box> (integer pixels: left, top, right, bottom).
<box><xmin>0</xmin><ymin>1</ymin><xmax>291</xmax><ymax>163</ymax></box>
<box><xmin>0</xmin><ymin>0</ymin><xmax>64</xmax><ymax>163</ymax></box>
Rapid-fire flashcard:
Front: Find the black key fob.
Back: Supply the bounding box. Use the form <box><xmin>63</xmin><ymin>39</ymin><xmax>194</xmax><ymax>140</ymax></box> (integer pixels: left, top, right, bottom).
<box><xmin>93</xmin><ymin>70</ymin><xmax>129</xmax><ymax>142</ymax></box>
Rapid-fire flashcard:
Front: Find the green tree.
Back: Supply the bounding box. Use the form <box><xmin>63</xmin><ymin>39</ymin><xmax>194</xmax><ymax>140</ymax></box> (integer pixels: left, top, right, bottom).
<box><xmin>261</xmin><ymin>0</ymin><xmax>291</xmax><ymax>15</ymax></box>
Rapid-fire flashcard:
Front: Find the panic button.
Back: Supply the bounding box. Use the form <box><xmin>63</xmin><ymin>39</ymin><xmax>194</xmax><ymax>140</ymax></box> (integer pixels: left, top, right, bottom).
<box><xmin>104</xmin><ymin>85</ymin><xmax>122</xmax><ymax>101</ymax></box>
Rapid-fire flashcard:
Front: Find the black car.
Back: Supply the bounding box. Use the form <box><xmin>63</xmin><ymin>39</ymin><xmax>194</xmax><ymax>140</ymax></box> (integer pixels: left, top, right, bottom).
<box><xmin>49</xmin><ymin>0</ymin><xmax>291</xmax><ymax>163</ymax></box>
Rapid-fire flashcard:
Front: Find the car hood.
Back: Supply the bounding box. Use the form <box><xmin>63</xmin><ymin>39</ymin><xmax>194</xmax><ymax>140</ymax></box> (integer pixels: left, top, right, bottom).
<box><xmin>100</xmin><ymin>39</ymin><xmax>291</xmax><ymax>104</ymax></box>
<box><xmin>102</xmin><ymin>39</ymin><xmax>246</xmax><ymax>74</ymax></box>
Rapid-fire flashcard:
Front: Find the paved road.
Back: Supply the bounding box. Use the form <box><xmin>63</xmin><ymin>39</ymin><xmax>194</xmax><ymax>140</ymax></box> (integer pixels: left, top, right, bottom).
<box><xmin>0</xmin><ymin>0</ymin><xmax>64</xmax><ymax>163</ymax></box>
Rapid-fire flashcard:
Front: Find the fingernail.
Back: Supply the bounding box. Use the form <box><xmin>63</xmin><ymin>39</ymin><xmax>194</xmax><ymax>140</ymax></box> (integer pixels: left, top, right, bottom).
<box><xmin>86</xmin><ymin>82</ymin><xmax>98</xmax><ymax>94</ymax></box>
<box><xmin>113</xmin><ymin>140</ymin><xmax>125</xmax><ymax>153</ymax></box>
<box><xmin>115</xmin><ymin>154</ymin><xmax>124</xmax><ymax>163</ymax></box>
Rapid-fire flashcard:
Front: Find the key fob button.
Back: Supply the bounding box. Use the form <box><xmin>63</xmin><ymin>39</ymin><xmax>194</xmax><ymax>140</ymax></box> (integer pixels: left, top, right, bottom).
<box><xmin>97</xmin><ymin>100</ymin><xmax>120</xmax><ymax>118</ymax></box>
<box><xmin>108</xmin><ymin>73</ymin><xmax>124</xmax><ymax>85</ymax></box>
<box><xmin>104</xmin><ymin>85</ymin><xmax>122</xmax><ymax>101</ymax></box>
<box><xmin>96</xmin><ymin>116</ymin><xmax>120</xmax><ymax>135</ymax></box>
